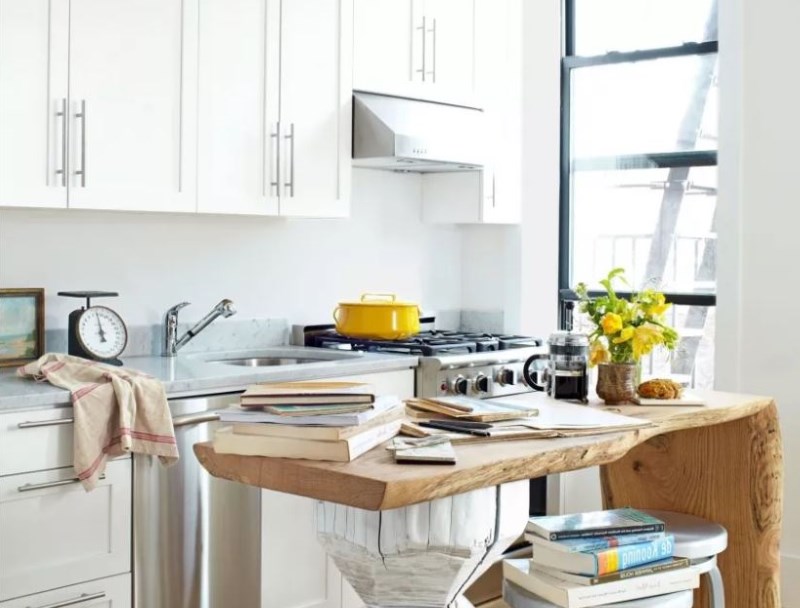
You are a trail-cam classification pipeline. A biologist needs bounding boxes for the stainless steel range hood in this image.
[352,91,485,172]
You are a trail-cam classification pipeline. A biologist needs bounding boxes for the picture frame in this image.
[0,288,45,368]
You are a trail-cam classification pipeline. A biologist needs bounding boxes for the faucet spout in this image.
[163,299,237,357]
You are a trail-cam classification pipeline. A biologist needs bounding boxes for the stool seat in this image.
[503,580,694,608]
[643,509,728,559]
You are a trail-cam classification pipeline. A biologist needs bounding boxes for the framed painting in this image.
[0,288,44,368]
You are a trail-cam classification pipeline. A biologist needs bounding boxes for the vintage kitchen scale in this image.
[58,291,128,365]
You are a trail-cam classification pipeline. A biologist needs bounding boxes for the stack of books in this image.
[503,508,699,607]
[213,381,404,462]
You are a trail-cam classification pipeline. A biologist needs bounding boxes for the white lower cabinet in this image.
[0,574,131,608]
[260,368,414,608]
[0,459,132,602]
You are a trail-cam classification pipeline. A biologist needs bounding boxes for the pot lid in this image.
[338,293,418,307]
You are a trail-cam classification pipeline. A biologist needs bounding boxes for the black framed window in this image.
[560,0,718,388]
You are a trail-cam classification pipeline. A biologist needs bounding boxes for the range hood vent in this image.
[352,91,485,173]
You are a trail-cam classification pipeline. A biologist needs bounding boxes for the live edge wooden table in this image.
[194,391,783,608]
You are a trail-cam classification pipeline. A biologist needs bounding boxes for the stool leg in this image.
[706,566,725,608]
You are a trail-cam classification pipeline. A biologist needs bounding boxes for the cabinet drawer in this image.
[0,409,76,476]
[0,573,130,608]
[0,460,132,601]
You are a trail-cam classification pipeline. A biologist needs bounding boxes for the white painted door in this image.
[0,460,131,601]
[353,0,420,91]
[277,0,351,217]
[421,0,475,98]
[0,573,131,608]
[67,0,197,212]
[0,0,69,208]
[197,0,280,215]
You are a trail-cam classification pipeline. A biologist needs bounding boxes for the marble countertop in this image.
[0,347,418,412]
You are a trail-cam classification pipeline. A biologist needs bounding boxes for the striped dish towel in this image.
[18,353,178,490]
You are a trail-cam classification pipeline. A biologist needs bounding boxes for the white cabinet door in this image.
[67,0,196,212]
[0,0,68,208]
[353,0,420,91]
[260,369,414,608]
[197,0,280,216]
[277,0,351,217]
[0,573,131,608]
[0,459,132,601]
[422,0,475,97]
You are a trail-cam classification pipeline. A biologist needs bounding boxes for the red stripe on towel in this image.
[71,383,102,402]
[117,427,177,445]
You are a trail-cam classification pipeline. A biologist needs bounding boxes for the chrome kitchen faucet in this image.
[163,299,236,356]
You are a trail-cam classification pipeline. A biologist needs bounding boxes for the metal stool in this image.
[503,580,694,607]
[644,510,727,608]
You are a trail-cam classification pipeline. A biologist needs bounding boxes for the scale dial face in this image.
[76,306,128,360]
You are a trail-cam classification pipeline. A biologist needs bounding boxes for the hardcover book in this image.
[502,559,699,608]
[240,381,375,406]
[526,508,666,541]
[531,535,675,576]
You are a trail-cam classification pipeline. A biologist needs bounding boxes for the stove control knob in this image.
[449,375,469,395]
[496,367,518,386]
[473,373,490,394]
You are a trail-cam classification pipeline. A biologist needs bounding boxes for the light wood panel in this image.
[601,401,783,608]
[194,390,774,510]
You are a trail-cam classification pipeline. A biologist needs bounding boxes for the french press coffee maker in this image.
[522,331,590,403]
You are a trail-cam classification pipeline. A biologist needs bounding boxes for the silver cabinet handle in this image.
[428,18,437,83]
[415,16,427,81]
[283,122,295,197]
[27,591,106,608]
[269,122,281,197]
[74,100,87,187]
[18,418,74,429]
[55,98,68,187]
[172,411,220,428]
[18,474,105,493]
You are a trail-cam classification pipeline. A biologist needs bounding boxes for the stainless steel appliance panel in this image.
[134,393,261,608]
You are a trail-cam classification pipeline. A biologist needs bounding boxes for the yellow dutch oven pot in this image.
[333,293,421,340]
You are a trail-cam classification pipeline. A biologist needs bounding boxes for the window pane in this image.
[573,0,717,56]
[572,306,715,389]
[571,166,717,294]
[571,54,718,158]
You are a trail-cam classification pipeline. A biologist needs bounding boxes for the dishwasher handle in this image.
[172,411,221,428]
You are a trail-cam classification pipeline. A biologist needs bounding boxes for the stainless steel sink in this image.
[207,357,327,367]
[201,348,363,367]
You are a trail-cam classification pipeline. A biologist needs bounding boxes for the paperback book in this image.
[526,508,665,541]
[525,531,667,554]
[535,557,690,586]
[240,381,375,406]
[531,535,675,576]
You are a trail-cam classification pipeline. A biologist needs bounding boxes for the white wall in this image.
[0,170,463,332]
[717,0,800,603]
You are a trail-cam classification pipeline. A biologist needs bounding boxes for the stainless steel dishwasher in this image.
[134,393,261,608]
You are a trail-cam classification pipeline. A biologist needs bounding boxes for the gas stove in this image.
[296,321,544,399]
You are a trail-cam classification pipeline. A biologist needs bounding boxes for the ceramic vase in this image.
[596,362,638,405]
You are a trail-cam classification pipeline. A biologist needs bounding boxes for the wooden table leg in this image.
[600,402,783,608]
[316,480,529,608]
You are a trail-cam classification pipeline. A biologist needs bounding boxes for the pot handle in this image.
[523,354,549,392]
[333,307,342,324]
[360,293,396,302]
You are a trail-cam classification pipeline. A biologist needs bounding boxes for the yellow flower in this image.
[589,342,610,367]
[612,326,634,344]
[600,313,623,335]
[632,324,664,359]
[642,292,670,317]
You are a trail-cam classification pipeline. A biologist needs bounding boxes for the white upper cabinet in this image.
[422,0,521,224]
[278,0,351,217]
[67,0,197,212]
[353,0,476,105]
[197,0,280,215]
[198,0,351,218]
[0,0,69,208]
